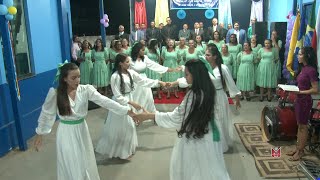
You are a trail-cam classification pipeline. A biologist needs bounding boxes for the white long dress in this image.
[177,64,240,152]
[130,55,168,113]
[36,85,130,180]
[95,69,159,159]
[155,91,231,180]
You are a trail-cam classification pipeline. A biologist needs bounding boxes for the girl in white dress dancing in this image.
[34,63,134,180]
[95,53,167,159]
[134,60,231,180]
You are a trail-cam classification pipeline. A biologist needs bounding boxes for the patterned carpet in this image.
[234,123,320,179]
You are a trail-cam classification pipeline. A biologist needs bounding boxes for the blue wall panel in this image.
[26,0,62,74]
[0,84,18,156]
[18,69,57,140]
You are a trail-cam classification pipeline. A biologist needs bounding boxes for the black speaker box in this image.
[252,22,268,45]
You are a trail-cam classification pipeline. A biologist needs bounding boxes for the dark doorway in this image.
[70,0,130,36]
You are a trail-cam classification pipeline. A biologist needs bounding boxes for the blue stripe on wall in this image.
[0,42,6,84]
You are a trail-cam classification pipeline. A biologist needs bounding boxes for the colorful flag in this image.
[314,8,320,78]
[304,0,316,47]
[286,12,300,77]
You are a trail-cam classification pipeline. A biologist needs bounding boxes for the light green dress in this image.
[145,48,161,80]
[185,49,201,62]
[256,48,277,88]
[123,47,132,56]
[272,40,282,81]
[222,53,233,75]
[92,49,110,87]
[175,46,188,77]
[208,40,225,52]
[109,49,120,71]
[195,43,206,55]
[77,50,93,85]
[161,49,180,82]
[236,52,255,91]
[251,44,262,82]
[227,44,242,79]
[273,47,280,82]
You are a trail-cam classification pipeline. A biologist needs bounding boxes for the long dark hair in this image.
[112,53,134,95]
[131,42,145,62]
[148,39,158,54]
[148,39,159,59]
[207,44,226,89]
[178,60,216,139]
[93,38,105,52]
[213,31,222,41]
[57,63,79,116]
[297,47,319,78]
[230,34,238,45]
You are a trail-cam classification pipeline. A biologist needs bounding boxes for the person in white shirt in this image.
[71,35,81,66]
[191,22,204,40]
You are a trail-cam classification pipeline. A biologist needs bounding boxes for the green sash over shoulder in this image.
[210,118,220,142]
[199,56,214,76]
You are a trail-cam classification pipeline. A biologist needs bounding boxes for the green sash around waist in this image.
[60,118,84,125]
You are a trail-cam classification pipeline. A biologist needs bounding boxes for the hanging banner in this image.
[170,0,219,9]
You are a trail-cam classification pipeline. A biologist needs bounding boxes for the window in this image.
[9,0,32,79]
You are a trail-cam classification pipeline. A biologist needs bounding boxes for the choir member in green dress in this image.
[256,39,278,101]
[185,39,201,62]
[195,35,206,55]
[221,44,233,75]
[91,38,110,94]
[77,40,93,85]
[227,34,242,80]
[121,38,131,56]
[161,39,181,99]
[236,42,256,101]
[145,39,162,99]
[250,35,262,84]
[208,31,225,52]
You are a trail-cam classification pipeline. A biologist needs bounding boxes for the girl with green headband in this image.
[34,63,135,180]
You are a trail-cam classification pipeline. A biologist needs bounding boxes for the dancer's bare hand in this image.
[34,135,42,152]
[134,108,151,124]
[159,81,169,87]
[175,66,183,72]
[130,102,142,111]
[169,81,179,88]
[127,109,136,118]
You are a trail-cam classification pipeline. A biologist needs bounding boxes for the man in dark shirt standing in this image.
[162,17,177,42]
[115,25,129,41]
[146,21,160,42]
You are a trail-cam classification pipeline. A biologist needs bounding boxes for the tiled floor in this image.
[0,97,309,180]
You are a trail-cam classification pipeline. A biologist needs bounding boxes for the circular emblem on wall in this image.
[205,9,214,19]
[177,9,186,20]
